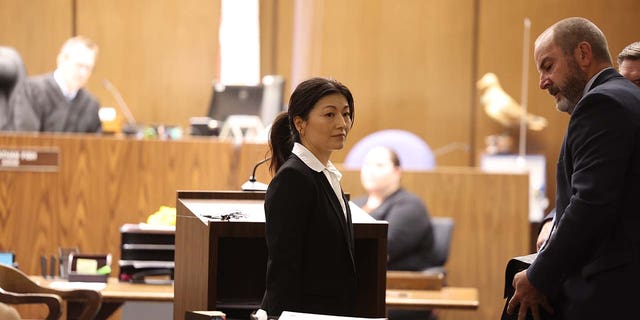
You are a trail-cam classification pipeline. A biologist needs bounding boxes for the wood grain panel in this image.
[476,0,640,216]
[273,0,295,98]
[340,168,529,320]
[0,133,236,286]
[0,0,73,75]
[278,0,476,168]
[75,0,221,128]
[233,141,271,190]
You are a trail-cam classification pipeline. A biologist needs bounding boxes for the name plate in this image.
[0,147,60,172]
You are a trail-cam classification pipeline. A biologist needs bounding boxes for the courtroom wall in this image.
[2,2,640,319]
[3,0,640,205]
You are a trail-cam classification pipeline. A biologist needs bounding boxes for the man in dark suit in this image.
[536,41,640,252]
[507,17,640,320]
[15,36,102,133]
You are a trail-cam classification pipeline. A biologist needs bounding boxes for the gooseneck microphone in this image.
[102,79,138,134]
[241,157,271,191]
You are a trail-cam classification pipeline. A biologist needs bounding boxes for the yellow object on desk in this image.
[76,258,98,274]
[147,206,176,226]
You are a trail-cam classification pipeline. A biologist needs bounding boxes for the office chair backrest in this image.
[424,217,455,270]
[0,46,26,93]
[0,264,101,320]
[0,46,28,131]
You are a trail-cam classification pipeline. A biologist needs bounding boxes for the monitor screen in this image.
[207,84,264,122]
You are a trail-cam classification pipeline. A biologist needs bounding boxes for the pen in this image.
[50,255,56,278]
[40,255,47,278]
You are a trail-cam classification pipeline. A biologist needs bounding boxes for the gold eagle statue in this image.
[477,72,548,131]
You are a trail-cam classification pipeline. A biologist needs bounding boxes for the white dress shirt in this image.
[292,142,347,218]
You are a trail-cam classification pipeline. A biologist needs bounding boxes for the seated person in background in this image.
[617,41,640,87]
[15,36,102,133]
[354,146,434,271]
[354,146,437,320]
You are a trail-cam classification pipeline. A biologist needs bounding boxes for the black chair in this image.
[422,216,455,276]
[0,46,28,131]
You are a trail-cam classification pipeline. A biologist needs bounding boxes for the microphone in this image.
[241,157,271,191]
[102,78,138,134]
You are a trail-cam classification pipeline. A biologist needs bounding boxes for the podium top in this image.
[177,191,382,225]
[181,198,266,222]
[177,190,266,201]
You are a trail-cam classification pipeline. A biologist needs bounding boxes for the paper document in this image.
[349,201,377,223]
[48,281,107,291]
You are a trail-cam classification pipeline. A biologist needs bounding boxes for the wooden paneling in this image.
[4,0,640,177]
[0,133,235,281]
[340,168,529,320]
[0,133,527,320]
[0,0,73,75]
[233,141,271,189]
[275,0,476,167]
[3,2,640,319]
[75,0,221,129]
[476,0,640,213]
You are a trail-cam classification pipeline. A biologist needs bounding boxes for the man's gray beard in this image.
[557,58,588,114]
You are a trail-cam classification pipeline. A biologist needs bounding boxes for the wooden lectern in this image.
[174,191,388,320]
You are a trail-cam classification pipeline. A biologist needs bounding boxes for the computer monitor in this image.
[207,83,264,122]
[207,76,285,125]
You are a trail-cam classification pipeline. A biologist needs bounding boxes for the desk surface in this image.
[386,287,479,310]
[32,277,477,310]
[31,277,174,303]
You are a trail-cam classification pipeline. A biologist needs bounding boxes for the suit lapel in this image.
[316,173,356,263]
[317,173,348,230]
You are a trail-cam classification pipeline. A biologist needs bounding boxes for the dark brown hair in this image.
[268,77,354,174]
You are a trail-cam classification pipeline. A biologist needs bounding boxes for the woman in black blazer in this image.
[259,77,356,318]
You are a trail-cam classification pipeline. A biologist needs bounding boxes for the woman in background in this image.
[354,146,436,320]
[260,77,356,318]
[355,146,434,271]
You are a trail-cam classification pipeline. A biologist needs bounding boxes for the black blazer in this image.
[527,68,640,319]
[15,73,101,133]
[261,154,356,317]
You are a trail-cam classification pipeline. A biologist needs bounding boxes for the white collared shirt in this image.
[292,142,347,218]
[53,70,78,101]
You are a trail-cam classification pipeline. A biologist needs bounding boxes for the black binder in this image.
[501,253,557,320]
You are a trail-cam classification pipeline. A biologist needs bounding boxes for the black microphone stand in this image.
[241,157,271,191]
